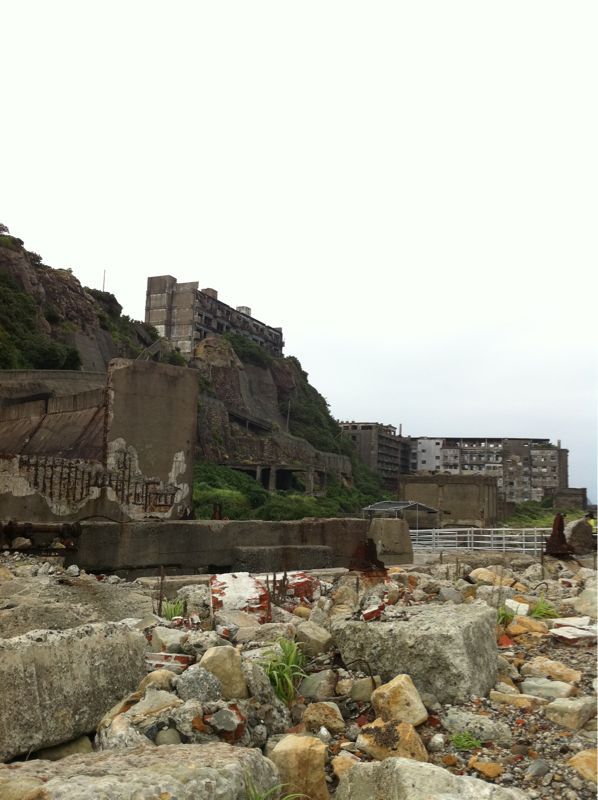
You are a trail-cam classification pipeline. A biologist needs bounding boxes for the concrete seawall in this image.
[73,518,370,574]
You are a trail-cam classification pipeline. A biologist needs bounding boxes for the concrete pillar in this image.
[255,465,262,484]
[306,469,315,495]
[268,467,277,492]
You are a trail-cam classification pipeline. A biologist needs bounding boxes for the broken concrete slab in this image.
[333,603,498,704]
[335,756,529,799]
[0,621,147,762]
[0,742,279,798]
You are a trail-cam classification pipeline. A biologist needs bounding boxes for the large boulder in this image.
[565,519,596,554]
[336,757,530,799]
[0,621,147,762]
[0,742,279,799]
[333,603,497,704]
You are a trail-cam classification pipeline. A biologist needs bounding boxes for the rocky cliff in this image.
[192,336,353,485]
[0,227,156,371]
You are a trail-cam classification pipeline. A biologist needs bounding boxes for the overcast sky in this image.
[2,1,596,499]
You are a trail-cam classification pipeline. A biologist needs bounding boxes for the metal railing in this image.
[411,527,550,555]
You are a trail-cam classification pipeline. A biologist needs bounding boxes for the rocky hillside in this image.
[0,225,157,371]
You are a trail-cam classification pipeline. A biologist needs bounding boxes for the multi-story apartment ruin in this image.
[145,276,284,359]
[409,437,569,503]
[339,422,411,489]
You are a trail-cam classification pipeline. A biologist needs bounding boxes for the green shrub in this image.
[261,638,306,704]
[530,594,557,619]
[193,463,268,510]
[497,606,515,626]
[450,731,482,750]
[193,487,252,520]
[223,331,272,368]
[162,599,184,620]
[244,776,306,800]
[166,350,187,366]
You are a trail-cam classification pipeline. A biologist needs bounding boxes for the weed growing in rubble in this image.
[496,606,515,626]
[530,594,557,619]
[244,775,306,799]
[162,599,184,620]
[450,731,482,751]
[261,638,306,705]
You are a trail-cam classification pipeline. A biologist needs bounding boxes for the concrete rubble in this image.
[0,546,596,799]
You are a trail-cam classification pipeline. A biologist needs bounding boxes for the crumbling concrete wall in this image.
[369,518,413,565]
[0,360,197,522]
[0,622,147,762]
[72,517,369,574]
[398,474,498,528]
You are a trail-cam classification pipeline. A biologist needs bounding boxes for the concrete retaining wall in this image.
[0,622,147,762]
[73,518,369,574]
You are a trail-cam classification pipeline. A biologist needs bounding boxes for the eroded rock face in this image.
[333,603,498,704]
[0,743,280,799]
[0,621,147,762]
[335,757,530,799]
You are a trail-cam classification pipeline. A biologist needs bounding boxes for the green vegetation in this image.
[0,273,81,370]
[497,606,515,626]
[166,349,187,366]
[161,599,184,620]
[529,594,557,619]
[223,331,273,368]
[86,287,158,354]
[244,776,306,800]
[261,638,307,705]
[192,462,384,520]
[503,501,582,528]
[450,731,482,751]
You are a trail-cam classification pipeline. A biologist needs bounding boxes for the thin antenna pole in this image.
[102,270,106,291]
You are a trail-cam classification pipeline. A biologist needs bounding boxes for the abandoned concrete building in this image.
[339,422,411,489]
[398,473,499,529]
[0,360,198,522]
[409,437,570,504]
[145,275,284,359]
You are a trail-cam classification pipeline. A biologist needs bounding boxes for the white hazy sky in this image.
[1,1,596,499]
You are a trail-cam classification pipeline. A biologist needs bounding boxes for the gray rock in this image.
[176,584,211,616]
[235,622,296,645]
[520,677,575,700]
[476,585,517,605]
[65,564,80,577]
[296,621,333,657]
[240,661,292,735]
[150,626,189,654]
[299,669,337,700]
[441,708,512,746]
[573,577,597,619]
[0,742,279,799]
[174,665,223,703]
[181,630,228,659]
[438,586,463,604]
[0,622,147,762]
[32,735,93,761]
[154,727,182,746]
[428,733,446,752]
[333,603,498,704]
[543,696,597,729]
[525,759,551,779]
[335,756,529,799]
